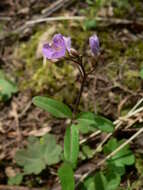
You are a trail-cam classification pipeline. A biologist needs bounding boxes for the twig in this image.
[78,97,143,152]
[94,122,122,153]
[101,127,143,162]
[96,99,143,151]
[0,16,11,21]
[26,16,85,25]
[80,130,101,144]
[41,0,75,16]
[79,97,143,148]
[0,185,41,190]
[95,17,143,25]
[26,16,143,26]
[0,0,77,40]
[10,102,22,143]
[18,101,32,118]
[128,98,143,115]
[127,106,143,118]
[1,15,143,41]
[117,95,131,116]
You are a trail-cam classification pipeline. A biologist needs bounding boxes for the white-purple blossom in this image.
[63,36,71,52]
[42,34,71,60]
[89,34,100,55]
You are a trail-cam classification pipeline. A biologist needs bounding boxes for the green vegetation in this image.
[2,0,143,189]
[0,70,18,101]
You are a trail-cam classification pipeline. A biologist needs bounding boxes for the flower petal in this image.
[42,43,55,59]
[53,34,65,48]
[51,48,66,59]
[63,36,71,52]
[42,34,66,60]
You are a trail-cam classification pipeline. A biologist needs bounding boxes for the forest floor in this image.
[0,0,143,189]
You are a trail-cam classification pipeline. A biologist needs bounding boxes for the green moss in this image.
[15,7,143,112]
[122,70,140,90]
[131,179,143,190]
[125,41,143,67]
[99,30,143,91]
[113,0,143,18]
[133,0,143,17]
[113,2,129,18]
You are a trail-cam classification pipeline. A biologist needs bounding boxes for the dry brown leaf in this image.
[28,126,51,137]
[5,167,16,178]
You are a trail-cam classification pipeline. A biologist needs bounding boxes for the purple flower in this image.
[89,34,100,55]
[42,34,71,60]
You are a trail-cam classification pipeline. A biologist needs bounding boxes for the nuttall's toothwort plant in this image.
[33,33,100,188]
[42,33,99,116]
[32,33,116,189]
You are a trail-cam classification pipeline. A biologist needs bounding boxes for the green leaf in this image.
[94,172,107,190]
[83,20,96,30]
[0,70,6,79]
[58,162,75,190]
[135,155,143,176]
[107,164,125,176]
[15,134,62,174]
[86,0,94,5]
[0,70,18,101]
[84,171,120,190]
[103,138,135,168]
[76,112,97,134]
[77,112,114,133]
[76,123,96,134]
[84,176,96,190]
[93,115,114,132]
[103,138,117,154]
[33,96,72,118]
[106,170,121,190]
[8,173,23,185]
[77,112,96,125]
[64,125,79,168]
[82,145,95,159]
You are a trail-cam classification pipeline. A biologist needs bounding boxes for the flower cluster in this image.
[42,33,99,60]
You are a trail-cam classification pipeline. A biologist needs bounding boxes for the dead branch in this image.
[0,185,42,190]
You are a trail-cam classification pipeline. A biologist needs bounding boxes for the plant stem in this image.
[73,70,86,115]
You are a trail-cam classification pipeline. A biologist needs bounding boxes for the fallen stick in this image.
[26,16,85,25]
[0,185,42,190]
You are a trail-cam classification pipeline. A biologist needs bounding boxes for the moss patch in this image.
[15,4,143,111]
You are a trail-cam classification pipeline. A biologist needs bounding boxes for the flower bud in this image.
[89,34,100,56]
[69,48,79,58]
